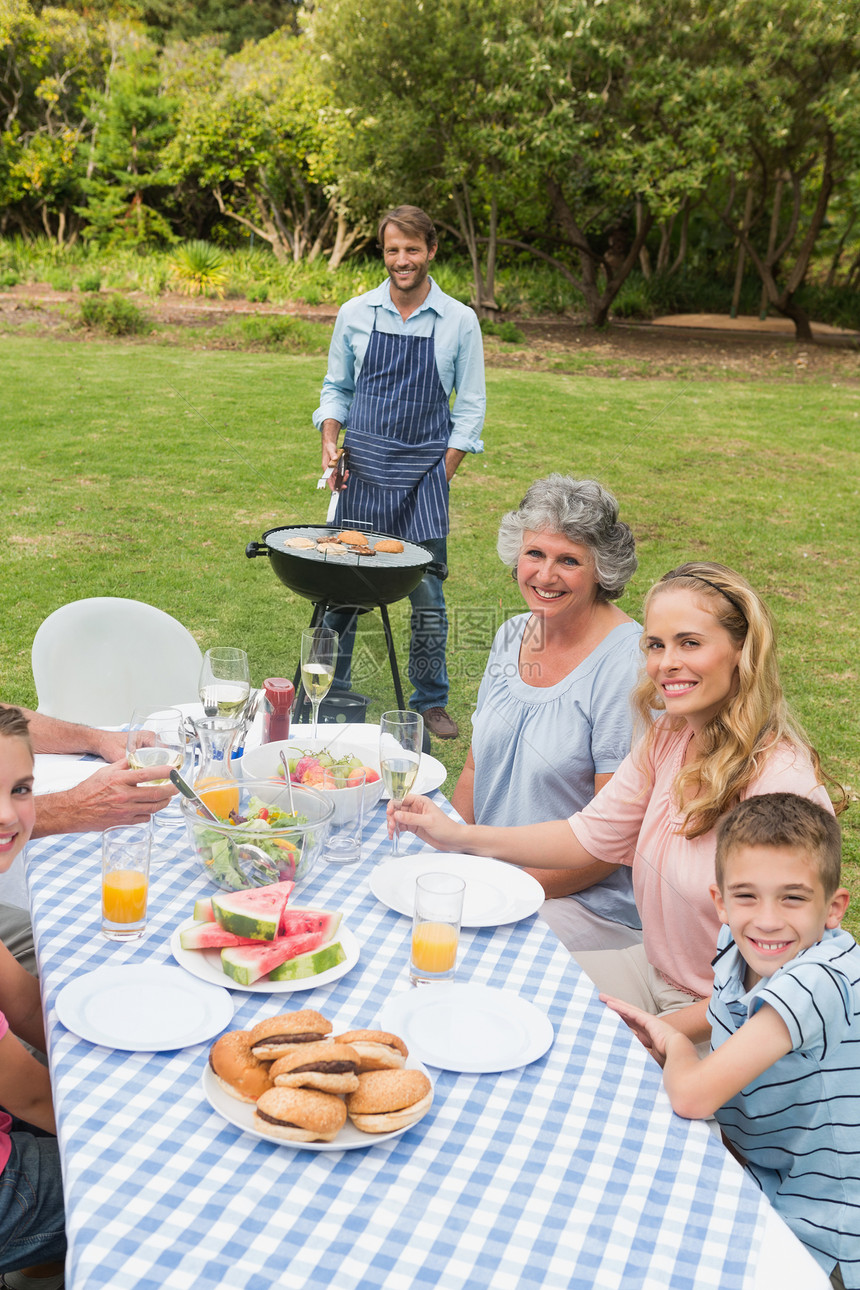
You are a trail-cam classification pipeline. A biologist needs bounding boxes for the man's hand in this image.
[87,728,132,764]
[321,419,343,490]
[445,448,466,483]
[33,762,176,837]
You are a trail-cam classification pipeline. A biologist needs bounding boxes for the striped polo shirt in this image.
[709,926,860,1285]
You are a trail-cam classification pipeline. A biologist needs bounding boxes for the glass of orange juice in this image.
[410,873,465,985]
[102,822,151,940]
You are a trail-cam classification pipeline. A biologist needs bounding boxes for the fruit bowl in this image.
[180,779,334,891]
[240,739,384,825]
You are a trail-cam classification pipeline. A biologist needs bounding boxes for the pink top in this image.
[0,1010,10,1173]
[569,722,834,998]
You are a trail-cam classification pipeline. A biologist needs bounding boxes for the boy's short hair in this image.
[715,793,842,896]
[0,704,33,754]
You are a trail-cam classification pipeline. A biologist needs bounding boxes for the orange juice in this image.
[194,776,240,821]
[411,921,458,975]
[102,869,148,924]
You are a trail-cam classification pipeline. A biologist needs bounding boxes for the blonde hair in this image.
[632,562,840,838]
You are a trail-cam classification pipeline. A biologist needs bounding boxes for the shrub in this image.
[78,273,102,293]
[79,294,149,336]
[246,283,269,303]
[169,241,228,297]
[0,270,19,288]
[480,318,525,344]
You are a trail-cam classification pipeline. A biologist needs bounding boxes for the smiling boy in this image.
[603,793,859,1289]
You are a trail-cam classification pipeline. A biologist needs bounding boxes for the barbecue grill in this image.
[246,523,435,710]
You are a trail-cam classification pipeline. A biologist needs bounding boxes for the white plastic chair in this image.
[31,597,204,725]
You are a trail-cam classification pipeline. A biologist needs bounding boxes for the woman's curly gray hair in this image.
[497,474,637,601]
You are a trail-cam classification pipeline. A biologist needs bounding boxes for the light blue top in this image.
[710,924,860,1284]
[471,614,642,929]
[313,278,486,454]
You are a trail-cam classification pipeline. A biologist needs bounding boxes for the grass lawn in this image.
[2,334,858,928]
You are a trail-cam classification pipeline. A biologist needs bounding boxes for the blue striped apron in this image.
[337,311,451,542]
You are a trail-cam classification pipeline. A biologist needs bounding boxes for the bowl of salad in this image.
[180,779,334,891]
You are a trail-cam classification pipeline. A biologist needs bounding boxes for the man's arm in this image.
[447,312,486,455]
[23,709,127,763]
[602,995,793,1119]
[445,447,466,483]
[33,762,175,837]
[321,418,343,481]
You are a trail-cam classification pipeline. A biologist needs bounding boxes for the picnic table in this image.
[24,755,829,1290]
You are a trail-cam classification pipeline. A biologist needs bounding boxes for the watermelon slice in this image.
[179,922,265,951]
[193,897,215,922]
[221,927,339,986]
[211,880,295,941]
[268,940,347,982]
[278,908,342,941]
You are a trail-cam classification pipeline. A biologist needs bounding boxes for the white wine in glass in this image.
[198,648,251,718]
[379,710,423,857]
[300,627,338,738]
[126,709,186,787]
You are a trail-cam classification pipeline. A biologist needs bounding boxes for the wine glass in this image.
[126,708,186,785]
[300,627,338,739]
[198,647,251,719]
[379,710,423,857]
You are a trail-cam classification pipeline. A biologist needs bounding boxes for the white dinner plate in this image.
[202,1056,433,1150]
[370,853,545,927]
[242,726,447,798]
[170,922,360,994]
[55,964,234,1051]
[377,984,554,1073]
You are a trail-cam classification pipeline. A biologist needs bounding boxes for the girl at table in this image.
[392,563,840,1042]
[0,706,65,1290]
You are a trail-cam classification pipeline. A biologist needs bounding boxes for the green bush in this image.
[245,283,269,303]
[169,241,228,297]
[78,272,102,293]
[0,270,19,288]
[480,318,525,344]
[79,294,149,336]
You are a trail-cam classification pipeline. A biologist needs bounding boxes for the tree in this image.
[78,27,178,245]
[707,0,860,340]
[0,1,110,242]
[306,0,528,313]
[162,30,359,263]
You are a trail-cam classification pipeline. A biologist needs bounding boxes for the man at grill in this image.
[313,205,486,740]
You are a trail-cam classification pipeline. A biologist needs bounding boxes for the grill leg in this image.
[379,603,406,710]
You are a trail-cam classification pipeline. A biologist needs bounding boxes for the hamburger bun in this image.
[333,1029,407,1072]
[336,530,368,546]
[209,1031,273,1105]
[374,539,404,554]
[249,1011,332,1061]
[254,1087,347,1143]
[346,1069,433,1134]
[271,1041,360,1093]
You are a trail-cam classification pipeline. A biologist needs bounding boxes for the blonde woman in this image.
[392,563,840,1041]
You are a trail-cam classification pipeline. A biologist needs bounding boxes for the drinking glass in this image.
[379,710,423,857]
[102,822,151,940]
[198,648,251,719]
[410,872,465,985]
[323,768,367,865]
[126,708,186,783]
[300,627,338,739]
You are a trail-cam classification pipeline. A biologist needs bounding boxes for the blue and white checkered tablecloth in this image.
[25,798,772,1290]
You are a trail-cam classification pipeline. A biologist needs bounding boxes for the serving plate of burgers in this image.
[204,1008,434,1149]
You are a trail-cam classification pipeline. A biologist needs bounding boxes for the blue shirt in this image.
[471,614,642,930]
[709,925,860,1285]
[313,278,486,454]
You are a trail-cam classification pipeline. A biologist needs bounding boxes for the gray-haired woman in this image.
[451,474,644,952]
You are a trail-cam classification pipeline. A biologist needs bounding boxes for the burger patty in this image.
[291,1060,355,1075]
